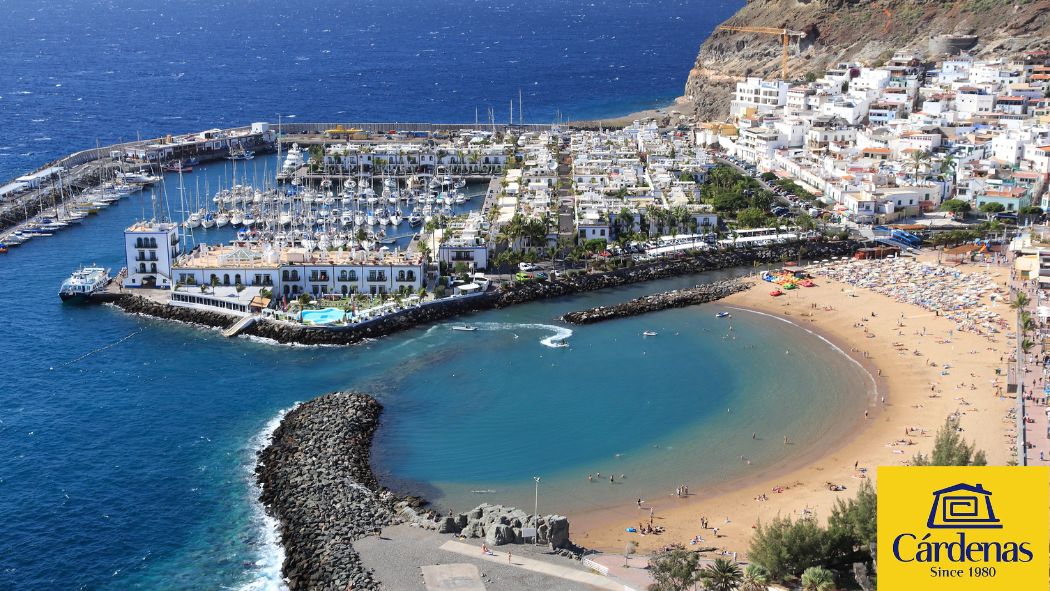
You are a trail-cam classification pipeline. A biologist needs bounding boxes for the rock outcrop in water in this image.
[563,278,751,325]
[255,392,393,591]
[686,0,1050,121]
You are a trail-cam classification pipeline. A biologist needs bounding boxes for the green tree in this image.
[800,566,836,591]
[912,416,988,466]
[748,514,851,581]
[1018,206,1044,225]
[980,202,1005,218]
[698,558,741,591]
[647,548,699,591]
[737,207,771,229]
[712,191,749,213]
[940,199,971,217]
[828,478,877,546]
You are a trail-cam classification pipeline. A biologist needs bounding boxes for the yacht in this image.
[184,212,202,229]
[408,211,423,226]
[202,212,215,228]
[216,213,230,227]
[59,266,111,302]
[226,148,255,161]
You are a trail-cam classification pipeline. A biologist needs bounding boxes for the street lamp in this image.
[533,477,541,547]
[533,477,540,517]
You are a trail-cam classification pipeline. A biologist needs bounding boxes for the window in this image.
[310,271,318,281]
[150,263,157,273]
[139,263,146,272]
[407,270,415,281]
[398,270,406,281]
[284,285,290,294]
[136,238,143,248]
[254,274,261,285]
[339,270,347,281]
[600,229,606,237]
[368,270,377,281]
[150,237,157,248]
[223,274,230,285]
[282,270,289,281]
[341,285,348,295]
[348,270,357,281]
[235,274,241,285]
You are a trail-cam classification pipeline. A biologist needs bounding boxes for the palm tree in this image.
[1022,337,1035,357]
[908,149,931,180]
[799,566,835,591]
[546,244,558,270]
[493,251,508,283]
[617,207,635,237]
[698,558,742,591]
[1011,292,1031,312]
[738,563,770,591]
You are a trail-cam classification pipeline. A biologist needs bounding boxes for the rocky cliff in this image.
[686,0,1050,121]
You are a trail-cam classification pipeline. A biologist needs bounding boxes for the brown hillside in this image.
[685,0,1050,121]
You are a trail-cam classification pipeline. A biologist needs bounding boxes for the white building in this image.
[123,221,181,288]
[730,78,790,116]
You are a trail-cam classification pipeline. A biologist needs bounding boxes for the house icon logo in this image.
[927,483,1002,529]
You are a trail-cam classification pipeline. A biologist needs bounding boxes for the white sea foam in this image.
[446,322,572,348]
[237,405,299,591]
[724,306,879,403]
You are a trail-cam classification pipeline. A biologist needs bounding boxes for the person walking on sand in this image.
[508,552,512,564]
[784,436,788,444]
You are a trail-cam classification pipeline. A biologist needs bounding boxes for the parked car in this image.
[534,272,549,280]
[515,272,534,281]
[518,262,536,271]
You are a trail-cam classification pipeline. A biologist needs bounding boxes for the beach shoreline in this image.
[571,256,1014,557]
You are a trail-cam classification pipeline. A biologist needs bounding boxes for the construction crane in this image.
[716,26,807,80]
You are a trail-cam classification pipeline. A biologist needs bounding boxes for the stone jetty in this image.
[562,278,751,325]
[117,240,861,346]
[255,391,393,591]
[254,390,585,590]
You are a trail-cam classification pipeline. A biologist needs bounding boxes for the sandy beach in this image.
[571,253,1017,558]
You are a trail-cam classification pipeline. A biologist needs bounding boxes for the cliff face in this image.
[686,0,1050,121]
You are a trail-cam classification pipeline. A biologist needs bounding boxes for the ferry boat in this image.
[59,266,111,302]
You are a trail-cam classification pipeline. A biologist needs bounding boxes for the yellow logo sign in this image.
[878,466,1048,588]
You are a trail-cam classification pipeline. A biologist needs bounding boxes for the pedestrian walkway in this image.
[439,541,623,591]
[421,563,487,591]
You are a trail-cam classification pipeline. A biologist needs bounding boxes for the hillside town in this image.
[691,48,1050,226]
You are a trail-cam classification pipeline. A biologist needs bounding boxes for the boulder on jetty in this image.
[562,278,751,325]
[255,392,392,591]
[397,501,584,558]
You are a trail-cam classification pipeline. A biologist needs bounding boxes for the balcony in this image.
[367,274,388,282]
[134,255,159,262]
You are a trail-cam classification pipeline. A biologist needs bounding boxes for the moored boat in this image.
[58,266,111,302]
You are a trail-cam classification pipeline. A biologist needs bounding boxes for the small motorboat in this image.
[551,340,569,347]
[452,324,477,331]
[716,312,730,318]
[162,161,193,173]
[770,290,784,297]
[643,331,658,336]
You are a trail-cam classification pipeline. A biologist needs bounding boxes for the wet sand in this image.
[571,256,1014,557]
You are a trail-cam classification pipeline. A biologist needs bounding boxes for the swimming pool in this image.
[301,308,346,325]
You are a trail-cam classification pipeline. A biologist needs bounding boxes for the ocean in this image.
[0,1,874,590]
[0,0,745,180]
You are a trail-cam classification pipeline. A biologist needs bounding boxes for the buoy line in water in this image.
[53,329,143,369]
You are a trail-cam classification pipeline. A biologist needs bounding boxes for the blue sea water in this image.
[0,1,877,590]
[0,0,744,180]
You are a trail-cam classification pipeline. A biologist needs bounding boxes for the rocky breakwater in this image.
[114,293,236,328]
[399,502,584,558]
[562,278,751,325]
[255,392,394,591]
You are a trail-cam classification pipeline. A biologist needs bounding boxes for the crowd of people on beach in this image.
[814,259,1008,337]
